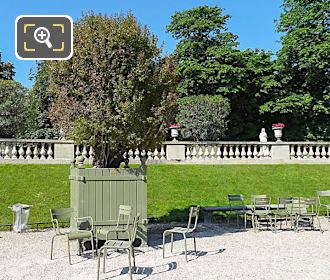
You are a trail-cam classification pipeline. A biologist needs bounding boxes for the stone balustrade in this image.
[0,138,329,164]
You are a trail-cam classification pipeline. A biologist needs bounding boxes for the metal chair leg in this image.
[50,235,56,260]
[193,235,197,256]
[131,246,136,272]
[244,214,247,229]
[97,248,102,280]
[91,233,95,259]
[127,249,133,280]
[170,233,174,253]
[103,248,107,273]
[67,238,71,265]
[162,232,166,258]
[183,233,188,262]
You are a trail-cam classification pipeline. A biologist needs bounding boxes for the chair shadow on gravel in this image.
[102,261,177,279]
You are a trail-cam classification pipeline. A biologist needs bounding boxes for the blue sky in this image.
[1,0,283,88]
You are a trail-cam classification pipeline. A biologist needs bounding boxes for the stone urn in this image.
[169,123,180,141]
[272,123,285,142]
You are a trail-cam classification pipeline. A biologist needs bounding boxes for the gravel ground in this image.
[1,221,330,280]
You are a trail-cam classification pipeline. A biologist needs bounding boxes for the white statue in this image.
[259,128,268,143]
[259,128,269,157]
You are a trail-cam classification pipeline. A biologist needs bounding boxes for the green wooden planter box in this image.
[69,166,147,245]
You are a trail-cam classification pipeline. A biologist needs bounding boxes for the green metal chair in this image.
[317,190,330,220]
[95,205,132,250]
[227,194,250,228]
[97,214,140,280]
[162,206,200,262]
[250,195,272,232]
[50,208,95,265]
[298,197,323,232]
[272,197,293,231]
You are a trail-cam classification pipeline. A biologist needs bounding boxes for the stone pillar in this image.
[166,144,186,161]
[54,143,75,161]
[271,143,290,160]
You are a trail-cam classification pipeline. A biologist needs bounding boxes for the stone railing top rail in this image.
[163,141,330,145]
[0,138,74,144]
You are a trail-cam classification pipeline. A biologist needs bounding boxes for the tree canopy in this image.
[47,13,177,167]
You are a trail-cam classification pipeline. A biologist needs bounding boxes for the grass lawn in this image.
[0,164,329,226]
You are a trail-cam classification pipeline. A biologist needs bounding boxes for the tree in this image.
[167,6,277,140]
[177,95,230,141]
[0,52,15,80]
[22,62,59,139]
[47,13,177,167]
[260,0,330,140]
[0,80,28,138]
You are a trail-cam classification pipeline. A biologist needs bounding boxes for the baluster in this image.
[89,147,95,163]
[216,145,222,160]
[241,145,247,158]
[233,145,240,159]
[228,145,234,159]
[18,145,25,159]
[160,145,166,160]
[290,145,296,158]
[198,145,204,159]
[4,144,10,159]
[204,146,210,160]
[11,144,18,159]
[253,145,258,158]
[82,145,88,160]
[264,145,270,158]
[314,145,320,159]
[210,145,215,160]
[128,149,134,162]
[223,145,228,159]
[186,146,192,160]
[191,146,197,160]
[153,148,159,160]
[321,145,327,158]
[296,145,303,159]
[308,145,314,159]
[26,145,32,159]
[140,149,146,162]
[33,144,40,160]
[147,150,153,161]
[258,145,264,158]
[135,149,140,161]
[47,145,54,160]
[246,145,252,159]
[75,146,81,160]
[40,143,47,159]
[302,146,308,159]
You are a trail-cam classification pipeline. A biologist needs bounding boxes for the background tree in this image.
[0,52,15,80]
[0,80,28,138]
[167,6,277,140]
[177,95,230,141]
[260,0,330,140]
[47,13,177,168]
[22,62,59,139]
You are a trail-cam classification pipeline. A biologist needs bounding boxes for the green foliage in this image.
[0,80,28,138]
[167,6,278,140]
[0,52,15,80]
[177,95,230,141]
[22,62,59,139]
[1,164,330,225]
[47,13,177,167]
[261,0,330,140]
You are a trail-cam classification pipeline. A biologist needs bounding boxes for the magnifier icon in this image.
[34,27,53,49]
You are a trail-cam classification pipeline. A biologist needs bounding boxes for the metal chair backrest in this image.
[252,196,271,211]
[287,197,308,215]
[304,197,317,213]
[130,214,140,243]
[278,197,293,210]
[186,206,200,231]
[117,205,132,230]
[50,208,74,234]
[317,190,330,206]
[228,194,244,207]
